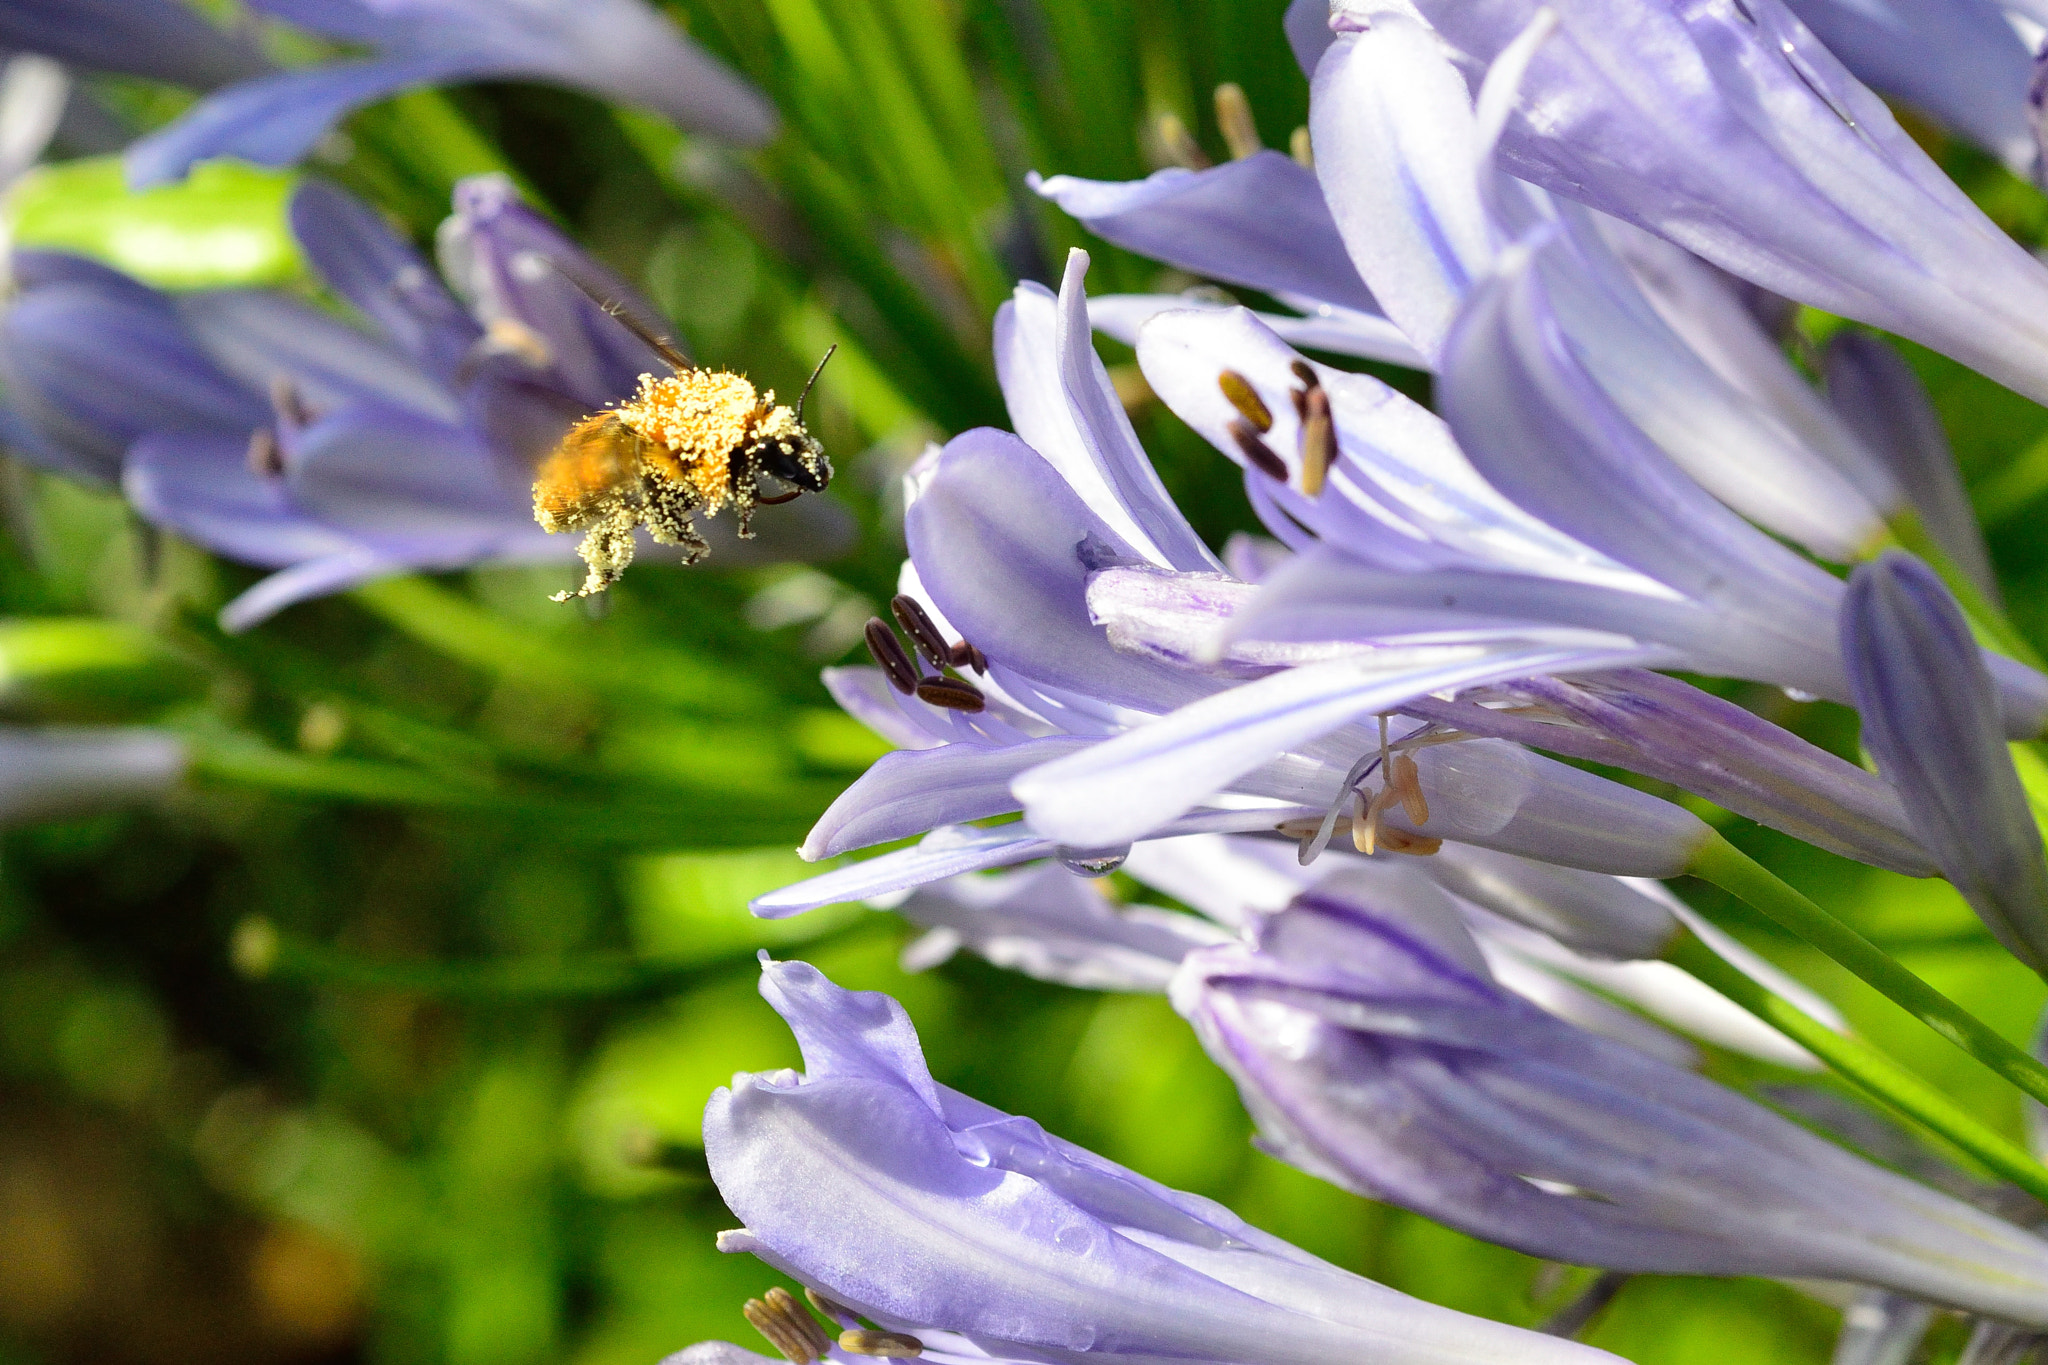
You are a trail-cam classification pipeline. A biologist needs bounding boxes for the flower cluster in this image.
[725,0,2048,1359]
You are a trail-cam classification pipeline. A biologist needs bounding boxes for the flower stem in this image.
[1664,931,2048,1202]
[1691,834,2048,1108]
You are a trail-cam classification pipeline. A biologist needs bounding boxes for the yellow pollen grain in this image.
[617,370,764,510]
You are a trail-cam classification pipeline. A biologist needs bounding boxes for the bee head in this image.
[758,433,832,493]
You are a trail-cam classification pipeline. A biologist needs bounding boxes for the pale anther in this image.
[840,1329,925,1358]
[743,1286,835,1364]
[1214,83,1261,160]
[1218,370,1273,433]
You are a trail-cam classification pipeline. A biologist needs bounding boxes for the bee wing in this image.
[533,413,644,525]
[548,263,695,374]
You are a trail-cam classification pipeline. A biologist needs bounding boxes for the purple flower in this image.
[754,250,1722,915]
[1842,553,2048,974]
[0,0,270,90]
[1383,0,2048,409]
[1042,13,1915,566]
[1173,877,2048,1322]
[701,954,1624,1365]
[1780,0,2036,172]
[125,0,774,189]
[0,175,844,630]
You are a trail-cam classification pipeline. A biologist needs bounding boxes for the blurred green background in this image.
[4,4,2048,1364]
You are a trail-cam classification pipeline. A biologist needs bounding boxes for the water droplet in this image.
[1055,845,1129,878]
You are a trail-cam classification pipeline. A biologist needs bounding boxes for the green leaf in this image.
[5,156,300,289]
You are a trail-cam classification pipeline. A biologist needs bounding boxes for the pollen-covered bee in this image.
[531,296,833,602]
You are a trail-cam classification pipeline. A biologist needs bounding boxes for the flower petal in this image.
[1031,154,1380,315]
[799,737,1092,861]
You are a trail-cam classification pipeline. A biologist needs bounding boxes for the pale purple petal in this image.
[1009,645,1666,854]
[125,51,484,188]
[799,737,1092,861]
[753,826,1058,918]
[1030,155,1379,315]
[1309,19,1496,361]
[905,428,1216,714]
[1783,0,2034,170]
[123,432,365,569]
[1824,330,1998,601]
[291,179,481,385]
[0,0,269,88]
[1088,294,1427,374]
[218,551,408,633]
[821,666,948,752]
[173,290,462,422]
[1843,553,2048,973]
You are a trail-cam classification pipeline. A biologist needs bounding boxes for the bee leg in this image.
[643,475,710,565]
[552,504,642,602]
[729,454,761,539]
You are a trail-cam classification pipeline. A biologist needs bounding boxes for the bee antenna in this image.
[796,344,837,427]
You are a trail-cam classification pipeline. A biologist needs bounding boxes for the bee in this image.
[531,294,834,602]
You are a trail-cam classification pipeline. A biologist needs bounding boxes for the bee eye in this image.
[763,445,829,492]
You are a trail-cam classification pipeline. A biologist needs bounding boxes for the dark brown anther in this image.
[890,593,952,671]
[1299,383,1335,498]
[916,676,987,712]
[269,375,312,429]
[947,639,988,674]
[1228,418,1289,481]
[864,618,919,695]
[1289,359,1320,391]
[1289,386,1309,422]
[245,426,284,477]
[1217,370,1272,433]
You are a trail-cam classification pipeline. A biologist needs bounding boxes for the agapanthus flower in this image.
[125,0,774,189]
[698,954,1624,1365]
[0,174,843,630]
[1174,873,2048,1323]
[893,831,1834,1070]
[1778,0,2037,174]
[754,251,1751,916]
[1373,0,2048,409]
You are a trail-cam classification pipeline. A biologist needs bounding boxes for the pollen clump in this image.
[616,371,764,511]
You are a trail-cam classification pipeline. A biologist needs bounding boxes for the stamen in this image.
[245,426,283,477]
[839,1330,925,1358]
[864,618,919,695]
[1155,111,1211,169]
[1213,82,1262,160]
[1299,384,1334,498]
[1289,360,1318,391]
[1217,370,1273,433]
[1390,753,1430,825]
[1289,126,1313,168]
[890,594,952,671]
[744,1287,835,1364]
[947,639,988,674]
[804,1288,858,1329]
[916,677,987,712]
[1228,418,1289,481]
[1354,783,1392,855]
[269,375,312,429]
[1378,827,1443,857]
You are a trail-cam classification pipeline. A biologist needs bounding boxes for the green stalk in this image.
[1664,932,2048,1201]
[1691,834,2048,1107]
